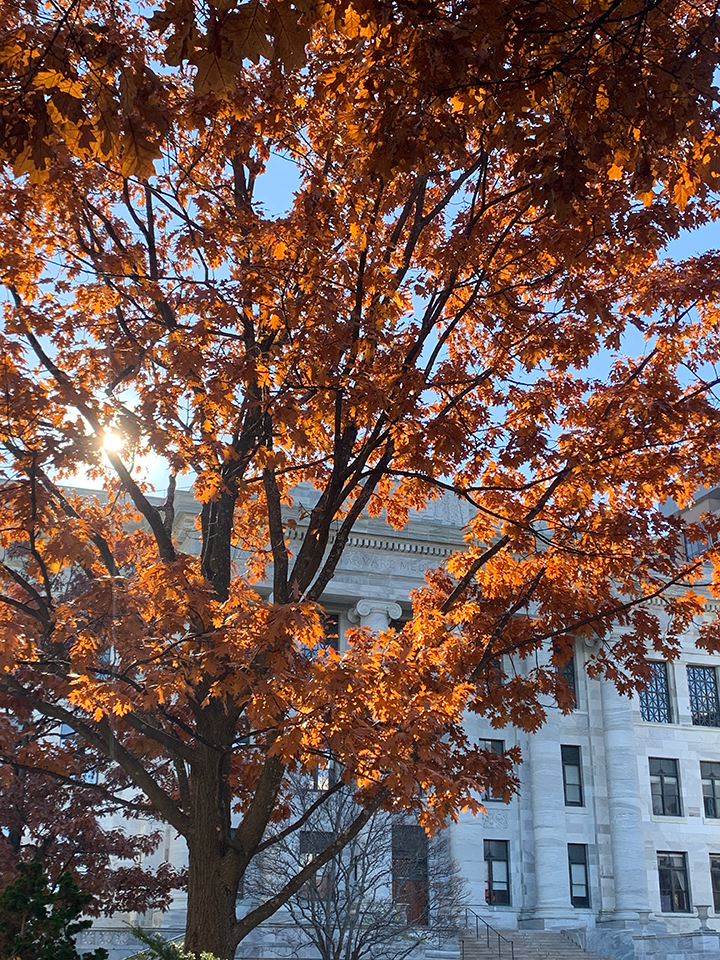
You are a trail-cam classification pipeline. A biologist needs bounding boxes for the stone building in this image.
[79,486,720,960]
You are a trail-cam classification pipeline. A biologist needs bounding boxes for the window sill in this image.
[640,719,720,731]
[651,815,686,823]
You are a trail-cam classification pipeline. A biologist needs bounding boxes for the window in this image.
[558,656,577,709]
[561,746,583,806]
[479,739,504,802]
[392,825,428,925]
[567,844,590,907]
[481,658,505,696]
[702,762,720,818]
[639,662,672,723]
[657,852,691,912]
[299,829,335,863]
[311,763,337,792]
[649,758,681,817]
[322,613,340,650]
[484,840,510,905]
[711,855,720,912]
[299,830,335,899]
[687,666,720,727]
[685,529,717,560]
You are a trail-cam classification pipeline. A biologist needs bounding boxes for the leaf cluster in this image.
[0,861,107,960]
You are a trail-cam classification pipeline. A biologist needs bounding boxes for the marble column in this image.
[600,678,651,922]
[527,707,577,925]
[348,598,403,632]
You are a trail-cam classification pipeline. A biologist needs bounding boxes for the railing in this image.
[459,907,515,960]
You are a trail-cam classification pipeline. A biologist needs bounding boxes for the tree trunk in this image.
[184,837,239,960]
[184,708,241,960]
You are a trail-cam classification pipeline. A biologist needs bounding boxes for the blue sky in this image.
[89,152,720,494]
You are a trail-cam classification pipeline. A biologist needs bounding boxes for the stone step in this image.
[458,929,615,960]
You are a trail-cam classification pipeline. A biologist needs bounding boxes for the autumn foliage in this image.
[1,0,720,955]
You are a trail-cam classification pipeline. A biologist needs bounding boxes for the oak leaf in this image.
[224,1,273,63]
[193,52,241,96]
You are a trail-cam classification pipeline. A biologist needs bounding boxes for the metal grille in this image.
[639,662,672,723]
[687,666,720,727]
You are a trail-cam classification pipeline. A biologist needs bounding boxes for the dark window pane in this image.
[559,656,577,708]
[649,758,681,817]
[687,666,720,727]
[392,825,428,925]
[657,852,691,913]
[561,745,583,807]
[322,613,339,650]
[299,830,336,901]
[484,839,510,906]
[711,855,720,912]
[300,830,335,856]
[482,658,505,694]
[639,662,672,723]
[567,844,589,908]
[701,762,720,818]
[479,739,505,802]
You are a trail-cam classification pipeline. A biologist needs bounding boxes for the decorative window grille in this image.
[649,758,681,817]
[701,762,720,818]
[687,666,720,727]
[484,840,510,905]
[657,852,691,913]
[567,844,590,908]
[639,662,672,723]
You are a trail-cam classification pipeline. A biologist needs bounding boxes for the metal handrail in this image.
[459,906,515,960]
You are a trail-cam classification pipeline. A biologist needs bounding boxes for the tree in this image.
[0,860,108,960]
[0,755,184,916]
[0,0,720,956]
[250,775,466,960]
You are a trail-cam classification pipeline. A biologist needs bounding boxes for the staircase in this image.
[459,929,615,960]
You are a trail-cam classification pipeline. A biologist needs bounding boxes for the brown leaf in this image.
[224,0,273,63]
[193,52,240,96]
[268,0,310,71]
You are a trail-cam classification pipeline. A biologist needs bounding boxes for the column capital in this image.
[348,599,403,627]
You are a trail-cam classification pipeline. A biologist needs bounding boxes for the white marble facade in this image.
[80,487,720,958]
